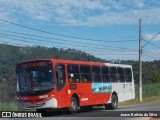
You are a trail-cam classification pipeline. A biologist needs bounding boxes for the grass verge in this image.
[0,102,17,111]
[119,96,160,106]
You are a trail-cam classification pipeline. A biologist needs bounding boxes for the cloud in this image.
[144,33,160,41]
[0,0,160,26]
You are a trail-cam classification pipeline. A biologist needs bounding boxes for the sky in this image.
[0,0,160,61]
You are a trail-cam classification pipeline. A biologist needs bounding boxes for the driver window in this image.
[55,64,66,88]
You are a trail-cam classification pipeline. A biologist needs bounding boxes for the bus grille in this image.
[23,102,45,108]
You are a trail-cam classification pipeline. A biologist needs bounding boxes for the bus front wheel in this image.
[105,94,118,110]
[69,97,78,113]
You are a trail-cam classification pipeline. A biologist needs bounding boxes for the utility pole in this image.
[139,18,142,102]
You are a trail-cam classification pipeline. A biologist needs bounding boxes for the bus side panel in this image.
[90,83,112,105]
[76,83,92,106]
[69,83,112,106]
[111,82,135,102]
[54,87,70,108]
[90,93,111,105]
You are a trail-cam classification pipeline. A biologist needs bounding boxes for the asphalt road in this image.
[1,103,160,120]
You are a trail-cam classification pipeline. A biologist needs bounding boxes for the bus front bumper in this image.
[17,98,57,110]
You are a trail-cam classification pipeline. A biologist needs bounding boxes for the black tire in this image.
[105,94,118,110]
[69,97,78,113]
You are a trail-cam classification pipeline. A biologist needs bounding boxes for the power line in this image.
[0,18,139,58]
[0,40,28,47]
[0,39,94,54]
[0,29,137,43]
[0,32,138,51]
[143,54,159,60]
[0,40,137,56]
[0,39,83,52]
[0,19,137,42]
[92,53,137,55]
[143,39,160,49]
[0,39,82,51]
[0,35,81,50]
[0,35,138,56]
[0,35,50,46]
[144,51,160,55]
[0,32,136,50]
[0,35,98,51]
[142,32,160,48]
[0,35,119,52]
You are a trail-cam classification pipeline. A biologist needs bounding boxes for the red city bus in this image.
[16,59,135,113]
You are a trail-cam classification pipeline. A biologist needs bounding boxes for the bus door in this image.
[55,63,68,108]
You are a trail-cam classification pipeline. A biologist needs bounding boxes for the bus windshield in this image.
[16,61,54,92]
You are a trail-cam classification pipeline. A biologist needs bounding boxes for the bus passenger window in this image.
[56,64,66,86]
[117,67,125,82]
[110,67,117,82]
[80,65,92,83]
[102,66,110,82]
[67,64,80,83]
[92,66,102,83]
[125,68,132,82]
[81,74,92,82]
[102,75,110,82]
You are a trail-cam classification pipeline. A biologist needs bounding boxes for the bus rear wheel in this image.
[105,94,118,110]
[69,97,78,113]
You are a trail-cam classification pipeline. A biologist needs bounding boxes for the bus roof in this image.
[105,63,132,68]
[16,58,132,68]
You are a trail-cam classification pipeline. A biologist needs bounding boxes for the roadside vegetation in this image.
[0,102,17,111]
